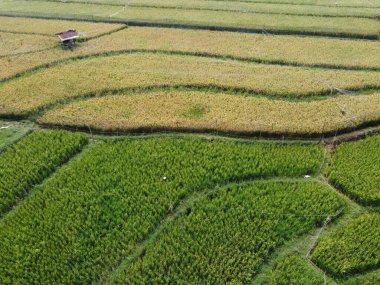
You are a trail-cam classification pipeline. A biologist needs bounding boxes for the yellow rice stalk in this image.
[1,54,380,115]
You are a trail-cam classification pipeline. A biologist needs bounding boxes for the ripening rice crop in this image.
[0,137,324,284]
[311,213,380,276]
[34,0,378,18]
[0,130,87,216]
[0,32,54,57]
[328,135,380,206]
[1,26,379,82]
[38,90,380,136]
[0,16,125,37]
[1,53,380,116]
[112,181,344,284]
[0,1,379,38]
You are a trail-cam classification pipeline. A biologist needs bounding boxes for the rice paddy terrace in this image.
[0,1,379,284]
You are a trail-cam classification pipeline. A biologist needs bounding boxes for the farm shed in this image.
[55,29,81,46]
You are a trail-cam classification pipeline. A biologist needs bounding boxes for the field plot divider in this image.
[2,48,380,87]
[101,177,339,284]
[0,13,378,40]
[304,206,345,285]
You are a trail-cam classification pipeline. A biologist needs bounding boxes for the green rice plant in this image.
[340,269,380,285]
[268,255,326,285]
[311,213,380,277]
[0,137,324,284]
[1,53,380,116]
[0,130,87,216]
[38,90,380,137]
[328,135,380,206]
[1,0,379,38]
[27,0,380,8]
[113,181,344,284]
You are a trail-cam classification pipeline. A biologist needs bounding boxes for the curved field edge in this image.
[326,135,380,207]
[311,213,380,277]
[1,53,380,117]
[2,27,380,84]
[109,180,345,284]
[0,4,379,40]
[37,89,380,138]
[0,137,327,284]
[0,130,88,216]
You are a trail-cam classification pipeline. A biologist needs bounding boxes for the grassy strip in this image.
[311,213,380,277]
[0,2,379,39]
[38,89,380,138]
[0,130,88,216]
[1,26,379,83]
[328,135,380,206]
[0,121,32,152]
[111,180,344,284]
[21,0,379,18]
[24,0,380,9]
[0,15,125,37]
[1,52,380,116]
[0,137,323,284]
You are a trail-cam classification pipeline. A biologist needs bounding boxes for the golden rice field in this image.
[1,22,379,81]
[0,32,54,56]
[20,0,379,18]
[0,16,125,37]
[38,90,380,136]
[1,53,380,116]
[1,0,379,38]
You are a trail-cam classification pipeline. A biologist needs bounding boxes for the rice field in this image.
[0,16,125,37]
[2,26,380,82]
[0,0,379,38]
[1,53,380,116]
[0,2,379,284]
[19,0,380,18]
[0,32,54,57]
[35,0,380,8]
[38,90,380,136]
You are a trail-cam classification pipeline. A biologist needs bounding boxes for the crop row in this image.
[0,16,125,37]
[23,0,379,18]
[311,213,380,276]
[1,53,380,116]
[38,90,380,137]
[0,137,324,284]
[0,0,379,38]
[0,130,87,216]
[113,181,344,284]
[2,24,379,82]
[328,135,380,206]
